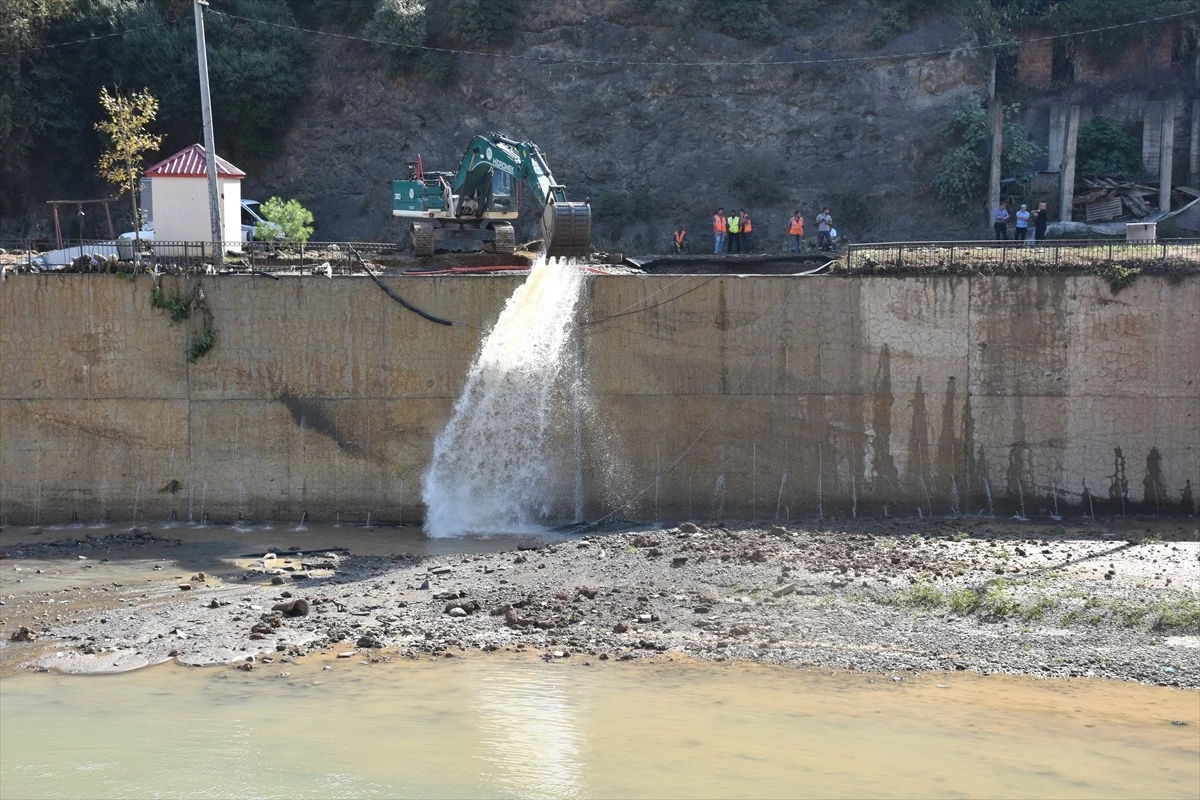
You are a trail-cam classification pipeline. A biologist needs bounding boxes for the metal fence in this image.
[843,238,1200,271]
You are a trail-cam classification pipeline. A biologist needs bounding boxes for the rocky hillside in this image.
[252,1,987,249]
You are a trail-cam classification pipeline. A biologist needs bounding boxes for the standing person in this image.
[727,209,742,254]
[673,225,688,254]
[993,201,1009,241]
[1033,201,1049,244]
[1014,203,1030,242]
[741,209,753,252]
[816,207,833,251]
[788,211,805,252]
[712,208,727,253]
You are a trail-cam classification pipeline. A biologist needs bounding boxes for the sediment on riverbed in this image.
[2,519,1197,686]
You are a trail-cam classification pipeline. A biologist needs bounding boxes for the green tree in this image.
[314,0,378,31]
[365,0,427,74]
[94,86,164,259]
[256,196,314,244]
[933,99,1043,213]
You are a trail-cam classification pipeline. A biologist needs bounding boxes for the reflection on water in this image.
[475,670,587,799]
[1,657,1197,800]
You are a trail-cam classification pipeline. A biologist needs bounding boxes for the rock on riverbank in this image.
[3,521,1198,685]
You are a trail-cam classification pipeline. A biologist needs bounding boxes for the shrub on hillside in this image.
[366,0,427,74]
[315,0,378,31]
[1077,117,1144,179]
[933,98,1042,214]
[449,0,521,46]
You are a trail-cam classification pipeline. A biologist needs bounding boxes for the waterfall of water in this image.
[423,257,586,537]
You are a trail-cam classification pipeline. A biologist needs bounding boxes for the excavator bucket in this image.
[542,202,592,259]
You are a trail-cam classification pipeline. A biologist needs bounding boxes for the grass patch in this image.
[948,587,981,615]
[1152,598,1200,632]
[1020,595,1058,621]
[980,580,1021,619]
[903,581,944,609]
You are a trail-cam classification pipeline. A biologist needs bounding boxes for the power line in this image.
[5,7,1194,65]
[207,7,1197,69]
[0,21,182,57]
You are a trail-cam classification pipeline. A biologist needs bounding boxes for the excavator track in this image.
[490,223,515,255]
[543,202,592,259]
[411,222,435,257]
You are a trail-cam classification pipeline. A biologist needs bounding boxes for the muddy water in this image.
[0,522,568,595]
[2,658,1197,800]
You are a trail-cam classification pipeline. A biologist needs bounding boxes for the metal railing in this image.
[0,239,406,274]
[844,238,1200,271]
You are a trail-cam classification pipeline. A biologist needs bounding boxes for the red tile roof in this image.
[144,143,245,178]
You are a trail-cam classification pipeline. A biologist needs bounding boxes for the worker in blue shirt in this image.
[993,201,1010,241]
[1014,203,1031,242]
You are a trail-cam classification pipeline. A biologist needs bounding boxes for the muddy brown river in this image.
[2,656,1197,799]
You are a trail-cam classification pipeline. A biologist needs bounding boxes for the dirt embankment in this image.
[2,519,1197,685]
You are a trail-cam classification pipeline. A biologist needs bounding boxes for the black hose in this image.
[353,248,453,327]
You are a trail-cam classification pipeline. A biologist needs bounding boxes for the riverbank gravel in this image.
[2,519,1197,686]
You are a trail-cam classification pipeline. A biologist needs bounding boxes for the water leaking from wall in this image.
[422,257,586,536]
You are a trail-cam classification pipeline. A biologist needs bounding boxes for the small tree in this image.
[95,87,163,264]
[933,99,1042,215]
[256,197,314,244]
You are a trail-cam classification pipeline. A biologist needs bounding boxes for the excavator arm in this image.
[451,134,591,258]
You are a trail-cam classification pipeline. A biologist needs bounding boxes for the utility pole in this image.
[194,0,222,264]
[986,56,1002,231]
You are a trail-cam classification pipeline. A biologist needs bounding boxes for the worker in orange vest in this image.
[740,209,753,252]
[673,225,688,254]
[712,208,727,253]
[789,211,805,253]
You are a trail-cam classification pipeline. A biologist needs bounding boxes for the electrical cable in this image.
[0,21,182,56]
[583,276,719,326]
[205,7,1197,69]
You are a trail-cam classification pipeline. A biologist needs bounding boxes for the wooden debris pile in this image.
[1074,178,1200,222]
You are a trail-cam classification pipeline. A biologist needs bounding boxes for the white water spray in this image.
[423,257,586,537]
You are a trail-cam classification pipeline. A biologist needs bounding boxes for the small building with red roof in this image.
[144,143,246,253]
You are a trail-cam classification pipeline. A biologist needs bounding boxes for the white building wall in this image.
[150,176,243,256]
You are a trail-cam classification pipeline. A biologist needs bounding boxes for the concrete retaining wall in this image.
[1,273,1197,524]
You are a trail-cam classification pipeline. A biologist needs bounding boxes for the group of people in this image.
[671,206,839,255]
[993,200,1049,243]
[709,208,756,254]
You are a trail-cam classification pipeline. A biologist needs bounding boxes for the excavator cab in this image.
[392,134,591,259]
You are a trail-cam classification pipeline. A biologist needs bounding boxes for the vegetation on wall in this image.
[933,99,1043,214]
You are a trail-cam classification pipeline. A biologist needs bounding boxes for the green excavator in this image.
[392,133,592,259]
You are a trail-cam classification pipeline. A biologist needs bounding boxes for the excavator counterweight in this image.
[392,133,592,259]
